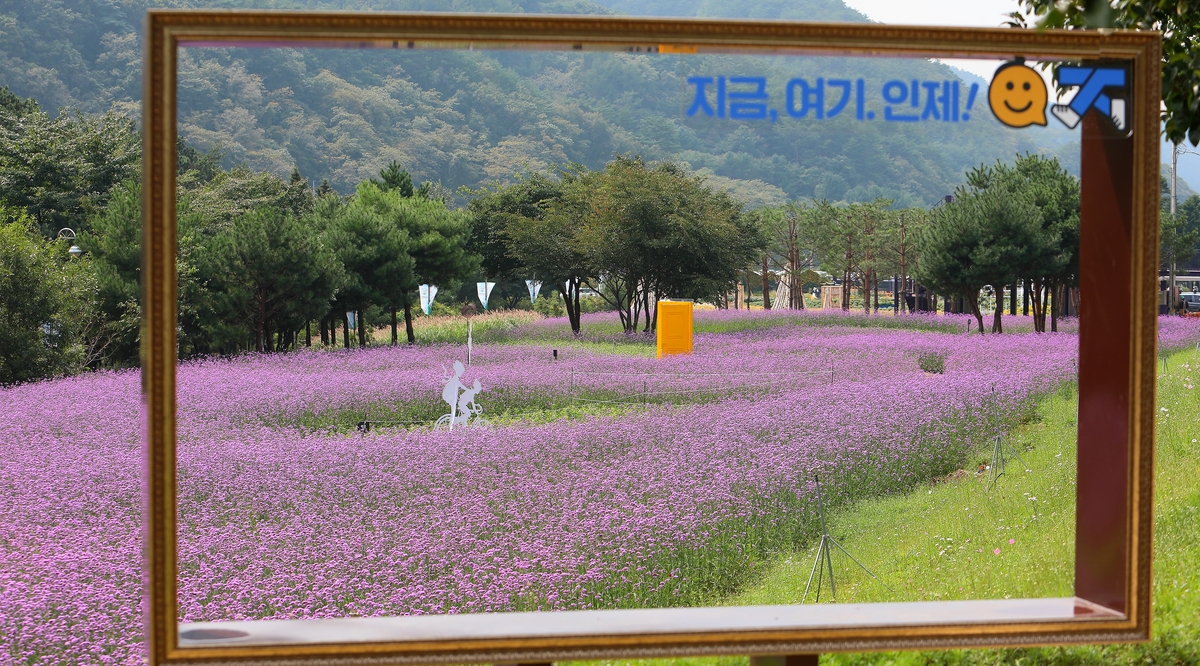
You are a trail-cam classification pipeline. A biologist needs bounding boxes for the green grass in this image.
[367,310,543,345]
[689,312,970,336]
[727,383,1077,608]
[578,348,1200,666]
[270,379,756,434]
[356,306,1079,351]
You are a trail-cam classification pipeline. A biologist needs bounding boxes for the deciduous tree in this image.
[0,209,81,385]
[0,92,138,237]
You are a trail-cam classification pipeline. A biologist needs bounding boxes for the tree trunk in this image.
[573,281,582,334]
[403,296,416,345]
[256,287,268,352]
[563,279,582,334]
[793,266,804,309]
[391,305,398,346]
[1023,278,1030,316]
[643,287,652,332]
[864,270,873,314]
[1009,282,1017,315]
[357,309,367,347]
[967,293,985,334]
[342,311,351,348]
[1038,284,1046,331]
[1033,281,1048,332]
[1050,283,1059,332]
[628,278,638,333]
[992,286,1003,333]
[1029,282,1039,331]
[305,321,311,347]
[633,279,642,331]
[562,284,575,330]
[762,255,771,310]
[872,271,879,313]
[842,270,850,311]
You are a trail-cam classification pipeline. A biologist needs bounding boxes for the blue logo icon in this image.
[1051,66,1127,133]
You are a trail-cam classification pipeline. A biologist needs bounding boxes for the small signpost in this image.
[656,300,693,358]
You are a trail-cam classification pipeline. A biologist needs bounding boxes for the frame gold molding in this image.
[142,11,1161,665]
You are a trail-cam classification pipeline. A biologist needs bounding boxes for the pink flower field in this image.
[3,311,1197,664]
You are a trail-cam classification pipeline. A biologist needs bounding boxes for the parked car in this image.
[1182,292,1200,313]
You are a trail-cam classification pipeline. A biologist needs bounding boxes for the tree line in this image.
[0,86,766,384]
[5,80,1200,385]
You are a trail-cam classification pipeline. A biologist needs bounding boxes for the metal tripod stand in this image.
[986,387,1027,491]
[802,474,895,603]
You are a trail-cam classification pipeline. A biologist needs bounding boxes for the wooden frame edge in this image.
[140,11,1160,665]
[1129,29,1161,645]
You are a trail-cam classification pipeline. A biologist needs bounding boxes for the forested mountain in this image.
[2,0,1063,206]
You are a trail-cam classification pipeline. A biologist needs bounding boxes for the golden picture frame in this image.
[141,10,1161,665]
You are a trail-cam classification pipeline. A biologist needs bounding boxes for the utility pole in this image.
[1172,143,1179,313]
[1166,142,1195,309]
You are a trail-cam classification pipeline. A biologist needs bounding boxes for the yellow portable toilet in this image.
[656,300,693,358]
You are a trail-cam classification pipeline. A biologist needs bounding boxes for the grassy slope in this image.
[730,384,1077,609]
[583,348,1200,666]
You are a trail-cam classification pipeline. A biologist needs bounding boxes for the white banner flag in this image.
[345,311,357,330]
[525,279,542,303]
[476,281,496,310]
[419,284,438,315]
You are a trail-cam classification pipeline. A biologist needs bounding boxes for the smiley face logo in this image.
[989,59,1048,128]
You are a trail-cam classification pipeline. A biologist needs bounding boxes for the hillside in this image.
[1,0,1062,206]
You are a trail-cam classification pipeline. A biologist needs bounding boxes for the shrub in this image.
[532,291,566,318]
[918,351,946,374]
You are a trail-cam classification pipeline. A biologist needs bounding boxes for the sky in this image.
[843,0,1200,193]
[841,0,1041,83]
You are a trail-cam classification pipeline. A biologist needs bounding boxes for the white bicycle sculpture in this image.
[434,361,489,430]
